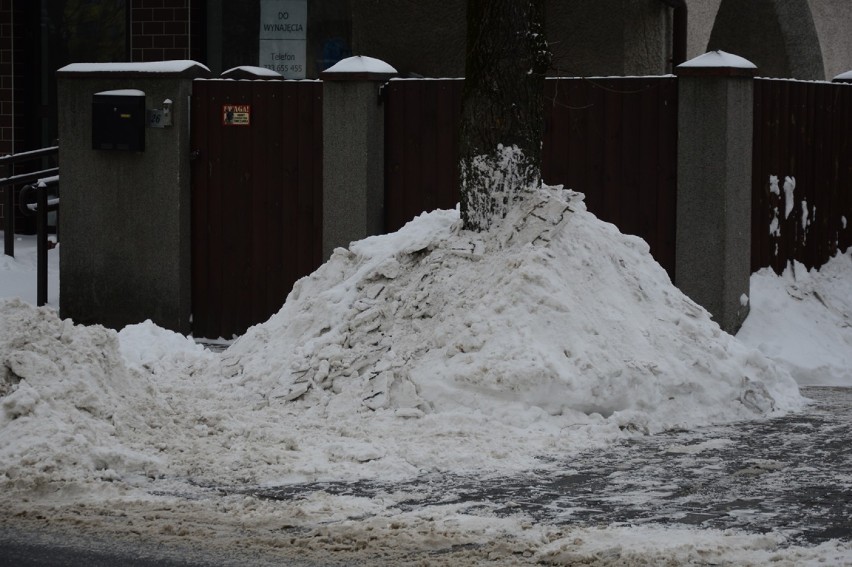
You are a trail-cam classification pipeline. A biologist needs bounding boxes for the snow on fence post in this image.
[320,56,397,260]
[674,51,757,334]
[832,70,852,84]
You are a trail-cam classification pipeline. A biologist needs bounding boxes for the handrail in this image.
[0,167,60,188]
[1,146,59,258]
[0,145,59,166]
[31,176,60,306]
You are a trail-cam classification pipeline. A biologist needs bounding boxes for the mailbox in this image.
[92,90,146,151]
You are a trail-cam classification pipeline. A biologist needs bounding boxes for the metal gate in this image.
[190,79,323,339]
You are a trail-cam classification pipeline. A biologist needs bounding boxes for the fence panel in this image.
[752,79,852,273]
[543,77,679,278]
[191,79,323,339]
[384,79,463,233]
[385,76,679,278]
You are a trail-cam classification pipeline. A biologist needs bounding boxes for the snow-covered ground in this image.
[1,187,851,565]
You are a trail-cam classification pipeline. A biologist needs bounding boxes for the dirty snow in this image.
[738,252,852,386]
[1,183,850,564]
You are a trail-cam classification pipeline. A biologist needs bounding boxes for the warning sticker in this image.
[222,104,251,126]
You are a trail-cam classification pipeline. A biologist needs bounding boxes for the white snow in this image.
[221,65,282,78]
[801,198,810,234]
[1,181,851,562]
[59,60,210,74]
[677,50,757,70]
[783,175,796,219]
[0,235,59,307]
[769,175,781,196]
[769,176,782,240]
[323,55,397,75]
[834,70,852,81]
[95,89,145,97]
[738,252,852,386]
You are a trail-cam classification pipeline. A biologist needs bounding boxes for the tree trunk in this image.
[459,0,550,231]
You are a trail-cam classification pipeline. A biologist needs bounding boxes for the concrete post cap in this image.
[57,60,212,79]
[320,56,398,81]
[833,70,852,83]
[676,50,757,77]
[220,66,283,80]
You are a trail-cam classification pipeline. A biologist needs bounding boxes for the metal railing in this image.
[0,146,59,306]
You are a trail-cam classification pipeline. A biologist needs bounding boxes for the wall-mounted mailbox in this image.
[92,90,146,151]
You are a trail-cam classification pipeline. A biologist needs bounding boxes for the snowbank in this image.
[739,252,852,386]
[213,187,801,480]
[0,299,164,484]
[1,187,804,492]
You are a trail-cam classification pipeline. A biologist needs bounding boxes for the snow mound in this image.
[0,299,164,484]
[221,187,802,433]
[118,319,216,377]
[739,252,852,386]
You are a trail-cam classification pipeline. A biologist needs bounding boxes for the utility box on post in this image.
[92,90,146,151]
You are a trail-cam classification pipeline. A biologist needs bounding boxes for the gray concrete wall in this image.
[809,0,852,80]
[696,0,852,80]
[675,60,754,333]
[201,1,852,80]
[57,66,207,332]
[685,0,722,59]
[351,0,671,77]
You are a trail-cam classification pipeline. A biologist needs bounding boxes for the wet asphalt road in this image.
[249,386,852,545]
[2,386,850,565]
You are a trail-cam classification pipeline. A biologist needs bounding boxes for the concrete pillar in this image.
[56,61,211,333]
[675,50,756,334]
[320,56,396,260]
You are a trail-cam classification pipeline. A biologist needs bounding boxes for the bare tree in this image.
[459,0,551,231]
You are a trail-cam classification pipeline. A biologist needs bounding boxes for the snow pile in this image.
[739,251,852,386]
[118,319,215,378]
[0,187,807,491]
[0,240,59,307]
[0,299,164,484]
[222,186,801,436]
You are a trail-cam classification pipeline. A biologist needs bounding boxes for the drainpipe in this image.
[658,0,688,68]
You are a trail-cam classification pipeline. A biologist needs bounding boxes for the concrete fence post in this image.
[674,50,757,334]
[320,56,397,260]
[56,61,211,333]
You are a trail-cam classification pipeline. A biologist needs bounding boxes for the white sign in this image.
[259,0,307,79]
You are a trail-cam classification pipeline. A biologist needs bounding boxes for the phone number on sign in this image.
[265,64,304,74]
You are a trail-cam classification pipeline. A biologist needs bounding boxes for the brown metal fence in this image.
[384,79,464,233]
[190,79,323,339]
[543,77,679,277]
[189,75,852,339]
[384,76,679,278]
[752,78,852,274]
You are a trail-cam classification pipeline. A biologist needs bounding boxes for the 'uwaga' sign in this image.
[259,0,307,79]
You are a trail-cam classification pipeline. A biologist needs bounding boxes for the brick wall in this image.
[0,0,25,230]
[0,0,14,158]
[131,0,204,62]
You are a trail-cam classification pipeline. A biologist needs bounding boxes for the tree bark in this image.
[459,0,551,231]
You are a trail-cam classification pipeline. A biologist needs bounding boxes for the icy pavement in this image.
[3,387,848,566]
[237,386,850,547]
